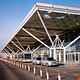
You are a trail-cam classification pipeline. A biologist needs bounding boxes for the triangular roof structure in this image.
[1,2,80,53]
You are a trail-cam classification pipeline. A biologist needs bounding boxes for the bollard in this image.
[34,64,36,75]
[76,76,80,80]
[20,63,22,68]
[57,70,61,80]
[24,64,27,70]
[19,62,20,68]
[20,63,21,68]
[28,64,30,72]
[22,63,24,69]
[14,62,16,66]
[46,66,49,80]
[40,65,43,78]
[18,62,19,67]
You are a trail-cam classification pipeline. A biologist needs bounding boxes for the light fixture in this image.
[47,10,53,13]
[43,14,51,19]
[55,16,65,19]
[76,22,79,26]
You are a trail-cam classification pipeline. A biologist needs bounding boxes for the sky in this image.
[0,0,80,52]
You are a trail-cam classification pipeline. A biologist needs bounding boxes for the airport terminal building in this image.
[1,2,80,64]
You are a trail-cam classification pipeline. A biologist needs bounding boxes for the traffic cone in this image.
[58,70,61,80]
[20,62,21,68]
[46,67,49,80]
[22,64,24,69]
[24,64,27,70]
[34,64,36,75]
[76,76,80,80]
[40,65,43,78]
[28,64,30,72]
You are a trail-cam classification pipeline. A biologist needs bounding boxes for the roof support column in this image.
[50,48,52,57]
[64,48,66,63]
[22,28,50,49]
[37,11,53,45]
[11,41,24,52]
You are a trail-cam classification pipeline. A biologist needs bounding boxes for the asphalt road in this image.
[0,59,80,80]
[0,60,40,80]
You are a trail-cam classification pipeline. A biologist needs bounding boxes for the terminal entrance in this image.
[50,48,65,63]
[56,49,64,62]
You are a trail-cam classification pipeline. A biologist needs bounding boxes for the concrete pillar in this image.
[54,48,57,60]
[59,52,61,62]
[64,48,66,63]
[50,48,52,57]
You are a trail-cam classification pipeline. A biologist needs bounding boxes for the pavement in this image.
[0,60,41,80]
[0,59,80,80]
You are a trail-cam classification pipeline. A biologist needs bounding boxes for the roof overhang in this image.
[1,2,80,53]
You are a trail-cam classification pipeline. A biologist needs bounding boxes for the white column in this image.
[50,48,52,57]
[54,48,57,60]
[59,52,61,62]
[64,48,66,63]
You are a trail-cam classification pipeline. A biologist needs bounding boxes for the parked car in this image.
[32,57,41,64]
[41,57,58,66]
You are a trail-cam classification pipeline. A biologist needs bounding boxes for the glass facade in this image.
[66,38,80,62]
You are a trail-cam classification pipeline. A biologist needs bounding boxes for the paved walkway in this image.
[0,60,41,80]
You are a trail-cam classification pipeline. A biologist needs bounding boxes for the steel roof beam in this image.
[22,28,50,49]
[37,11,53,45]
[15,37,24,50]
[11,41,24,52]
[65,35,80,48]
[4,49,11,54]
[7,46,15,53]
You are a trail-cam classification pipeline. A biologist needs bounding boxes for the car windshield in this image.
[47,58,56,61]
[37,57,41,60]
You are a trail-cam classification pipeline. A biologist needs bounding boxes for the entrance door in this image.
[56,49,64,62]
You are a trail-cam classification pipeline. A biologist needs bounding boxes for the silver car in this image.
[41,57,58,66]
[32,57,41,64]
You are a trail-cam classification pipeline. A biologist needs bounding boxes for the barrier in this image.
[40,65,43,78]
[28,64,30,72]
[22,63,24,69]
[46,66,49,80]
[76,76,80,80]
[19,62,21,68]
[24,64,27,70]
[34,64,36,75]
[57,70,61,80]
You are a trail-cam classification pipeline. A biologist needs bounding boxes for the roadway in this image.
[0,60,40,80]
[0,59,80,80]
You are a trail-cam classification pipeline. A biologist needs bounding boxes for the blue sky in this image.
[0,0,80,52]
